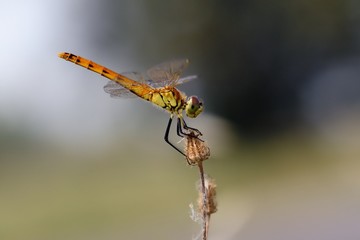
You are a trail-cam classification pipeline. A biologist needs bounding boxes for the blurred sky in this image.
[1,1,360,240]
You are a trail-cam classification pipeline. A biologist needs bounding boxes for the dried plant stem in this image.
[185,131,215,240]
[198,161,209,240]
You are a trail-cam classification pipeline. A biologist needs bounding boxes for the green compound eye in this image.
[185,96,203,118]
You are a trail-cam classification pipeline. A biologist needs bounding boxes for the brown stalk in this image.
[185,132,216,240]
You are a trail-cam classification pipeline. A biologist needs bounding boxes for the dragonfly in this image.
[58,52,203,156]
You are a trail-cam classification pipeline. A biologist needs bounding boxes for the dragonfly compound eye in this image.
[185,96,203,118]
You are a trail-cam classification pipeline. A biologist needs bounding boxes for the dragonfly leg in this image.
[176,117,185,138]
[177,117,204,142]
[181,118,203,136]
[164,116,186,157]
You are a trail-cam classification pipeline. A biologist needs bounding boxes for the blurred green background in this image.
[1,0,360,239]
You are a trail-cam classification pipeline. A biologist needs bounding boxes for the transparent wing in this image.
[103,81,137,98]
[121,71,146,82]
[146,59,190,87]
[177,75,197,84]
[145,74,197,88]
[103,71,146,98]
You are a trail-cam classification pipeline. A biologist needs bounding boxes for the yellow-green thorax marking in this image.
[147,86,186,114]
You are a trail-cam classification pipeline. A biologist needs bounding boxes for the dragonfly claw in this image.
[186,129,204,142]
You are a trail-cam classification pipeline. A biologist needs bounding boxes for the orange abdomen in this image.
[58,52,153,101]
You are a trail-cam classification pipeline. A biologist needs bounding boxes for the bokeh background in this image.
[1,0,360,239]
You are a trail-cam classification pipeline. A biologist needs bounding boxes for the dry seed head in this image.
[185,131,210,165]
[198,176,217,215]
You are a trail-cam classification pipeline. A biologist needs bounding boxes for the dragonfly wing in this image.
[103,81,137,98]
[103,71,147,98]
[176,75,197,85]
[121,71,146,83]
[146,59,190,86]
[145,75,197,88]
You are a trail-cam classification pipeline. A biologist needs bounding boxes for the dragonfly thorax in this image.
[150,86,186,113]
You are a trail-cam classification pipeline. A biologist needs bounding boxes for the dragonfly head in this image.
[185,96,203,118]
